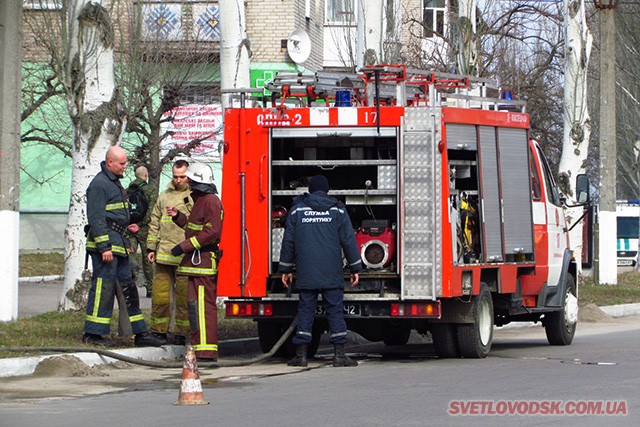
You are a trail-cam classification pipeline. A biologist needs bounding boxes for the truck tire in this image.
[257,320,290,358]
[257,320,322,358]
[456,284,494,358]
[382,324,411,346]
[431,323,459,358]
[545,275,578,345]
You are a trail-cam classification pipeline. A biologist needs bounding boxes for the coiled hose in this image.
[0,315,298,369]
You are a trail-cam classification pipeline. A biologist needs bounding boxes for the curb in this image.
[498,302,640,330]
[0,338,263,379]
[18,275,64,283]
[599,302,640,317]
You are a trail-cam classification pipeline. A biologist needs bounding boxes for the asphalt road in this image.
[0,316,638,427]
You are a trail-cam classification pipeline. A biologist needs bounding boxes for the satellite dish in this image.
[287,29,311,64]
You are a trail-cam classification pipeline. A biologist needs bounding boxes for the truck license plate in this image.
[316,304,361,316]
[617,259,634,266]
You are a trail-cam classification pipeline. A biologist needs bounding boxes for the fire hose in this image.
[0,315,298,369]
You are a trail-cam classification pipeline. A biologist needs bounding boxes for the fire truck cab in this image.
[219,65,587,359]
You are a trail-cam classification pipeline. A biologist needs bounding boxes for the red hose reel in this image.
[355,220,396,269]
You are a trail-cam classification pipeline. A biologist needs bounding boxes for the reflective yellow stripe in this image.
[92,277,103,317]
[190,236,201,249]
[160,215,174,223]
[94,234,109,243]
[147,235,159,242]
[85,314,111,324]
[130,314,144,323]
[175,319,190,327]
[198,285,206,346]
[177,265,217,275]
[111,245,127,255]
[86,242,126,254]
[157,253,182,264]
[106,202,128,211]
[187,222,204,231]
[193,344,218,351]
[151,316,170,325]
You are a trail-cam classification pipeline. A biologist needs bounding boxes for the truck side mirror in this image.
[575,174,589,204]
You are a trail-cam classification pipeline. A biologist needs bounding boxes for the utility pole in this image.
[0,1,23,321]
[594,0,618,285]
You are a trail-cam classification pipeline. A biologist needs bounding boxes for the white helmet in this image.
[185,162,214,184]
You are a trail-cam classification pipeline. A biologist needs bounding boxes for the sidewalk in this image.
[1,277,260,378]
[17,276,150,318]
[5,277,640,379]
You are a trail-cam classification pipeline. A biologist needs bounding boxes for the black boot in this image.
[287,344,308,367]
[135,331,167,347]
[333,344,357,367]
[82,333,115,348]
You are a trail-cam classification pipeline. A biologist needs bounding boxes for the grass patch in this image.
[8,254,639,359]
[579,271,640,306]
[20,253,65,277]
[0,309,257,358]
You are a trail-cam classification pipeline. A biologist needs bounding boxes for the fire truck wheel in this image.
[257,320,291,358]
[431,323,459,358]
[382,324,411,346]
[545,274,578,346]
[456,284,494,358]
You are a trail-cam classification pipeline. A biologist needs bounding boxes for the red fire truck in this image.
[218,65,588,358]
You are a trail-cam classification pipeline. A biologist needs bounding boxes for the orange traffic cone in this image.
[175,344,209,405]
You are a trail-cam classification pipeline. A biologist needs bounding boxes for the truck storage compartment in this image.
[269,127,400,276]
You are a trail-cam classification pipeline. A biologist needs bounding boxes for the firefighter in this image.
[146,160,193,345]
[128,164,157,297]
[83,146,166,348]
[279,174,362,367]
[167,162,223,362]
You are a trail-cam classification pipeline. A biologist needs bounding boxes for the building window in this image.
[326,0,356,25]
[423,0,445,38]
[175,83,220,105]
[23,0,62,9]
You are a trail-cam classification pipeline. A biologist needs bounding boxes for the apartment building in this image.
[20,0,452,250]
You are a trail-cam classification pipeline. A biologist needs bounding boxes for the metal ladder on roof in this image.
[264,64,526,112]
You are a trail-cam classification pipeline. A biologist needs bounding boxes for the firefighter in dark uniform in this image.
[83,146,165,348]
[167,162,223,362]
[279,175,362,367]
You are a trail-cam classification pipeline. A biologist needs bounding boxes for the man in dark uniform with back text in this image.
[279,174,362,367]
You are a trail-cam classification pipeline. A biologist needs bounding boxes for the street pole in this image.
[0,1,23,321]
[595,1,617,285]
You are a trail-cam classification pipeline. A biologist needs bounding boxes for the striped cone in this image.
[175,344,209,405]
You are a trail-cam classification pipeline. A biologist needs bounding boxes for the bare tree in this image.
[21,0,225,309]
[558,0,593,269]
[614,4,640,200]
[114,1,222,193]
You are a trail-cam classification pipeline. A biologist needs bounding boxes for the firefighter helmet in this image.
[186,162,214,184]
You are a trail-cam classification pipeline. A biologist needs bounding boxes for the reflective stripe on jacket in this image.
[146,181,193,266]
[174,190,223,276]
[86,161,132,256]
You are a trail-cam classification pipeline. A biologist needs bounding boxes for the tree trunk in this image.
[60,1,125,310]
[220,0,251,110]
[454,0,478,76]
[558,0,592,274]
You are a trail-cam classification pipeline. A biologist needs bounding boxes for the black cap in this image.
[308,175,330,193]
